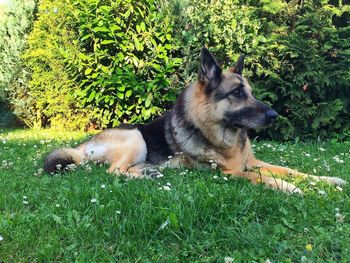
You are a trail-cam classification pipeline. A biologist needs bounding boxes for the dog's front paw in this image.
[282,184,303,195]
[320,176,347,186]
[266,178,304,195]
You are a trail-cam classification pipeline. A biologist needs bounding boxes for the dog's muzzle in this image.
[265,110,278,120]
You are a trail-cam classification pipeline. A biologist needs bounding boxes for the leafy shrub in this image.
[11,0,94,129]
[12,0,181,129]
[0,0,35,100]
[69,0,181,127]
[0,0,35,126]
[168,0,350,140]
[255,1,350,140]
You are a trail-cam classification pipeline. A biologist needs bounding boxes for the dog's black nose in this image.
[265,110,278,119]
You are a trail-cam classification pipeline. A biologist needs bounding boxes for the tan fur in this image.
[76,128,147,177]
[56,148,85,164]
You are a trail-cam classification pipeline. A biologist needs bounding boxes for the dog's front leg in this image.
[223,169,303,194]
[248,159,347,186]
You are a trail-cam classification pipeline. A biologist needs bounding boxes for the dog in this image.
[44,47,347,194]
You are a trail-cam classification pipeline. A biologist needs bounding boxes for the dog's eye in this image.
[231,87,244,98]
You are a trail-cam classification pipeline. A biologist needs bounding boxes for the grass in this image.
[0,128,349,262]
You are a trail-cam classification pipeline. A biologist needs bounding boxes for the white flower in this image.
[168,155,173,159]
[166,182,171,186]
[318,190,327,196]
[213,175,218,179]
[156,172,164,178]
[335,212,345,223]
[211,163,218,169]
[91,198,97,203]
[101,184,106,189]
[55,204,60,207]
[23,196,28,199]
[223,176,228,181]
[162,186,171,191]
[335,208,340,213]
[23,200,28,204]
[0,235,3,241]
[336,186,343,192]
[318,147,326,152]
[224,257,234,263]
[66,163,77,171]
[332,156,344,163]
[116,210,121,214]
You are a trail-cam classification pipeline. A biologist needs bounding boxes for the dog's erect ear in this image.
[199,47,222,90]
[230,55,245,75]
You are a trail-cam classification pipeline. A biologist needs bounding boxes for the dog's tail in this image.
[44,147,85,173]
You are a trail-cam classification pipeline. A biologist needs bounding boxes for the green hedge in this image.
[6,0,350,139]
[69,0,181,127]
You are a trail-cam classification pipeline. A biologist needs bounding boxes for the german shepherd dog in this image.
[44,47,347,194]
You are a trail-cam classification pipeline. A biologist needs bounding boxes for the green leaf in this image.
[87,90,96,102]
[118,86,126,91]
[145,95,152,107]
[85,68,92,75]
[140,22,146,31]
[79,53,90,61]
[93,27,110,33]
[101,40,114,45]
[133,36,143,51]
[125,90,132,97]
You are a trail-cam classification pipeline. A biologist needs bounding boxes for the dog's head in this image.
[197,47,278,129]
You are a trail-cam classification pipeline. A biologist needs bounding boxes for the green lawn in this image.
[0,128,349,262]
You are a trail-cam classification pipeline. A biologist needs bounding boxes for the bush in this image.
[11,0,94,129]
[0,0,35,126]
[12,0,181,129]
[0,0,35,100]
[69,0,181,127]
[262,2,350,139]
[168,0,350,140]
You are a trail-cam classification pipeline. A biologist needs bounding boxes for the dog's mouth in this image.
[227,118,277,130]
[231,123,245,129]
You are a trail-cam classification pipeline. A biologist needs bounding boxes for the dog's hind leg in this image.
[107,153,146,178]
[248,159,347,186]
[223,169,303,194]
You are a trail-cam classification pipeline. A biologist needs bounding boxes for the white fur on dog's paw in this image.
[319,176,347,186]
[142,167,164,179]
[269,178,303,195]
[283,184,303,195]
[291,187,304,195]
